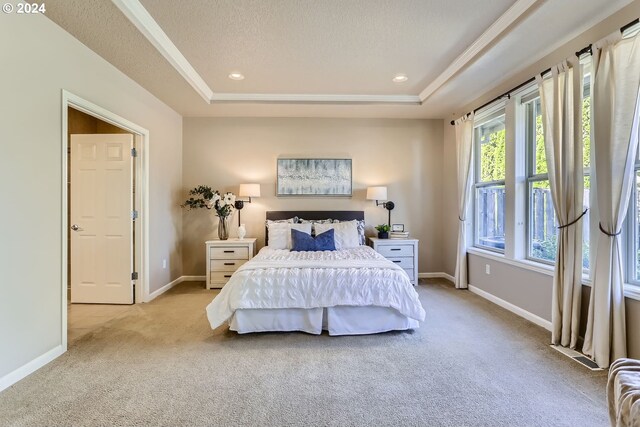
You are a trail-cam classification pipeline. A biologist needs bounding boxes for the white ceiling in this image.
[139,0,515,95]
[45,0,635,118]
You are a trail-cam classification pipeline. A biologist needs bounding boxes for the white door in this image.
[70,134,134,304]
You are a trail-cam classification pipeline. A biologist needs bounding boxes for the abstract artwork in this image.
[277,159,352,196]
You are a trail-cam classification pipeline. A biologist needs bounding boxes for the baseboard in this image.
[181,275,206,282]
[0,345,65,393]
[418,272,455,283]
[145,275,207,302]
[146,276,184,302]
[468,284,552,331]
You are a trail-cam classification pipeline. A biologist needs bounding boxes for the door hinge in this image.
[131,147,138,157]
[131,210,139,220]
[131,272,138,280]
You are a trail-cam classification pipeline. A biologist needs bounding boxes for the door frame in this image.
[61,90,150,349]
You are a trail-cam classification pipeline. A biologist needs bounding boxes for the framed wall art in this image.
[276,158,352,197]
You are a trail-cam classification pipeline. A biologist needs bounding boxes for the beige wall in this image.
[441,122,458,277]
[182,117,444,276]
[0,14,182,381]
[441,1,640,358]
[468,255,640,358]
[467,255,553,321]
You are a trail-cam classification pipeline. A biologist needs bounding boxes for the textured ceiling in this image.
[44,0,635,118]
[139,0,515,95]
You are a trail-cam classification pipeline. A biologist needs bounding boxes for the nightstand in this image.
[205,238,256,289]
[368,237,419,285]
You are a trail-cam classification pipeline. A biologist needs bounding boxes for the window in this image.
[626,114,640,285]
[524,66,591,267]
[582,68,592,272]
[524,97,557,263]
[474,111,506,252]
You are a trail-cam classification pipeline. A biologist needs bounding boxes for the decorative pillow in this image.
[298,218,332,224]
[333,219,366,245]
[315,221,360,249]
[265,217,299,249]
[267,222,312,250]
[298,218,333,236]
[265,217,298,226]
[291,229,336,252]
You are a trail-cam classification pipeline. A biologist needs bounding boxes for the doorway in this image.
[68,109,135,305]
[62,91,149,348]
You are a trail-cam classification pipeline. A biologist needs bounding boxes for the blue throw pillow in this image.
[291,228,336,252]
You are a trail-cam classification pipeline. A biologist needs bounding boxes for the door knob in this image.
[70,224,83,231]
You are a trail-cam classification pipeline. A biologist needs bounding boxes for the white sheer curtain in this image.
[536,58,584,349]
[583,31,640,368]
[454,113,475,289]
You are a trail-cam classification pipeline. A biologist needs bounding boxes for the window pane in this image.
[583,94,591,169]
[583,175,590,270]
[476,115,506,182]
[529,180,558,262]
[475,184,505,251]
[533,98,547,175]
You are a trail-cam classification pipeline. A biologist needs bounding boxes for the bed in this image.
[205,211,425,335]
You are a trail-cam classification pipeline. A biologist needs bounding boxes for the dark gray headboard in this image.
[265,210,364,246]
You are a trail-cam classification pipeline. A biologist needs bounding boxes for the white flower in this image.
[223,192,236,206]
[204,199,214,209]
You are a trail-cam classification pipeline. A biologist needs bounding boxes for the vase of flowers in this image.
[181,185,236,240]
[218,215,231,240]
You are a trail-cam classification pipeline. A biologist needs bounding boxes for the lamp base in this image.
[384,201,394,226]
[234,201,245,226]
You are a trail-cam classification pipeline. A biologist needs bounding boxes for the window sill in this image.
[467,248,640,302]
[624,285,640,302]
[467,247,554,277]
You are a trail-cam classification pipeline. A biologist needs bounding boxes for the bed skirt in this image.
[229,305,419,336]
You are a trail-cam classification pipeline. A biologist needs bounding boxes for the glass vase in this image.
[218,216,230,240]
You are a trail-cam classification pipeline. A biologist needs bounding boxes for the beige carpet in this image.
[0,280,608,426]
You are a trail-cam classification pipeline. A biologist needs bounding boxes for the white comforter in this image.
[206,246,426,329]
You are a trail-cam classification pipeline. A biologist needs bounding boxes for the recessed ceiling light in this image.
[392,74,408,83]
[229,72,245,81]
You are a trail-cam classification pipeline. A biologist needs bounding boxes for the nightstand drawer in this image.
[210,246,249,260]
[387,257,413,269]
[369,237,418,286]
[210,271,235,283]
[206,239,256,290]
[210,259,246,272]
[377,245,414,258]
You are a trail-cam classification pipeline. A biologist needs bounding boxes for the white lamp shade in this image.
[239,183,261,198]
[366,186,387,201]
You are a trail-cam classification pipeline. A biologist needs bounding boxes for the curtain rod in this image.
[449,17,639,126]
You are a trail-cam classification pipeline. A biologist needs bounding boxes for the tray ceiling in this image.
[44,0,635,118]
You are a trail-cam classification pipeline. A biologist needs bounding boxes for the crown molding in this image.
[418,0,539,102]
[112,0,533,106]
[210,93,421,104]
[111,0,213,102]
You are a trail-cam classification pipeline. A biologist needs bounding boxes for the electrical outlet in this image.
[485,264,491,275]
[162,259,167,269]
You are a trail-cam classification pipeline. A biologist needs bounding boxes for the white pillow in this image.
[267,222,312,250]
[315,221,360,249]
